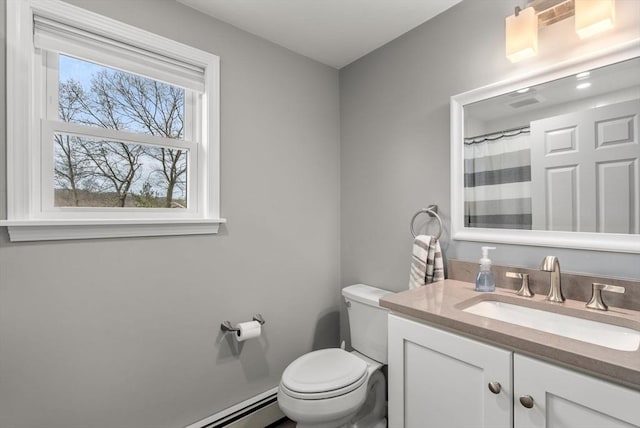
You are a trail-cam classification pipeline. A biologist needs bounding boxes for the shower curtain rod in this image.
[464,125,530,144]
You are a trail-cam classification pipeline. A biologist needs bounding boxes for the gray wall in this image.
[340,0,640,297]
[0,1,341,427]
[2,0,639,426]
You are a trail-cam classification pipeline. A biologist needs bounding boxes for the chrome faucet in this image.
[540,256,565,303]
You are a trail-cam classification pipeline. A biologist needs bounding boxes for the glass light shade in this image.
[505,7,538,63]
[575,0,615,39]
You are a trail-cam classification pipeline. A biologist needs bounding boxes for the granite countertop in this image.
[380,279,640,389]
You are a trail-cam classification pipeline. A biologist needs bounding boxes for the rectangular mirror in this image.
[451,41,640,253]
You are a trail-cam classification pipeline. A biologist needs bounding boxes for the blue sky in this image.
[59,54,99,90]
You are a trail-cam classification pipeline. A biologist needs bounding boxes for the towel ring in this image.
[410,205,443,240]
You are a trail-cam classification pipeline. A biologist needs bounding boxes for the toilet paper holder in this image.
[221,314,266,333]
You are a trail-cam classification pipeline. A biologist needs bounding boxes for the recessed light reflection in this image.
[576,82,592,90]
[576,71,591,79]
[516,87,531,94]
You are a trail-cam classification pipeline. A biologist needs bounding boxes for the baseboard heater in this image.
[185,387,282,428]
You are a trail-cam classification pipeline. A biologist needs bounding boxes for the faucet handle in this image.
[506,272,533,297]
[586,283,625,311]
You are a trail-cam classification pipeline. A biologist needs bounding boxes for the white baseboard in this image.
[184,387,282,428]
[226,401,284,428]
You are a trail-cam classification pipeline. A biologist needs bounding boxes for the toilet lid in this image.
[281,349,368,394]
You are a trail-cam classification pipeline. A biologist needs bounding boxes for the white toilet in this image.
[278,284,393,428]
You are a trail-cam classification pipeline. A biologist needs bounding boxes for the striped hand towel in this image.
[409,235,444,289]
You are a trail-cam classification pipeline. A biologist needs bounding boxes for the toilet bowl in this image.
[277,284,392,428]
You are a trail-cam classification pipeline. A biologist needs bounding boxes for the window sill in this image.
[0,218,227,242]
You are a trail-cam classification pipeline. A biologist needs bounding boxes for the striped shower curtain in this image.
[464,130,532,229]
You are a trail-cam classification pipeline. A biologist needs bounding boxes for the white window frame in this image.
[3,0,225,241]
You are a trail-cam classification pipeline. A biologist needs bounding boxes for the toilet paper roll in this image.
[235,320,262,342]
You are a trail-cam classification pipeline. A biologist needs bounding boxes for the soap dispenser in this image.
[475,246,496,292]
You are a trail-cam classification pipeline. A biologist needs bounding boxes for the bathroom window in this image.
[49,56,192,210]
[4,0,224,241]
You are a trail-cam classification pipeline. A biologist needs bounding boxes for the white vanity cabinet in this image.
[388,314,513,428]
[388,314,640,428]
[514,354,640,428]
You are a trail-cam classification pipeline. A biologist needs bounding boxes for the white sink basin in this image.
[463,300,640,352]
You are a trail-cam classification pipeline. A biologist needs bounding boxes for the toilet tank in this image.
[342,284,394,364]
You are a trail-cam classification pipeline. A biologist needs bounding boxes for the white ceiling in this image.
[177,0,463,69]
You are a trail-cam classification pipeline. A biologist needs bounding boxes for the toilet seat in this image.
[280,349,368,400]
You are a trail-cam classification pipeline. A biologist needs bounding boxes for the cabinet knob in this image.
[488,382,501,394]
[519,395,534,408]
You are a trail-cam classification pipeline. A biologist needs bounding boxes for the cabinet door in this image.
[514,354,640,428]
[388,314,513,428]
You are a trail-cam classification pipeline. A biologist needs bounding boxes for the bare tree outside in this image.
[55,80,92,206]
[54,55,188,208]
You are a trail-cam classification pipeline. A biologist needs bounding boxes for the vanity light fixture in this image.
[575,0,615,39]
[505,6,539,63]
[505,0,616,63]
